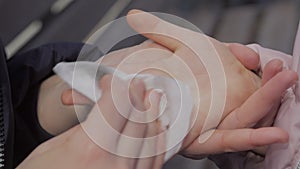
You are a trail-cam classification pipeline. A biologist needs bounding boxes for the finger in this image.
[183,127,288,156]
[93,75,132,132]
[61,89,93,105]
[99,40,169,66]
[143,89,163,138]
[262,59,283,85]
[228,43,260,71]
[254,99,280,128]
[151,97,167,168]
[140,40,170,51]
[127,9,185,51]
[219,70,298,129]
[136,89,162,169]
[82,75,133,152]
[255,60,283,127]
[136,134,166,169]
[129,78,147,112]
[152,133,166,169]
[252,146,268,156]
[127,9,239,70]
[117,78,147,162]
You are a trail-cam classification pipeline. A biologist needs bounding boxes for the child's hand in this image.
[59,9,297,161]
[125,9,298,158]
[183,48,297,158]
[226,43,286,129]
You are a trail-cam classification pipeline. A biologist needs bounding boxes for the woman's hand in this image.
[18,75,165,169]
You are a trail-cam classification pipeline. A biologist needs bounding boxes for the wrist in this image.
[17,125,101,169]
[67,125,104,167]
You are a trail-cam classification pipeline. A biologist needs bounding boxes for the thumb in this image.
[228,43,260,71]
[61,89,93,105]
[126,9,184,52]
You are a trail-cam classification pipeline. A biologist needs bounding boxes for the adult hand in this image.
[18,75,165,169]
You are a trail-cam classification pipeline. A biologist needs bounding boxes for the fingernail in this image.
[276,61,283,71]
[150,89,163,99]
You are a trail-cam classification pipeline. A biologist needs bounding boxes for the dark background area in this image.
[1,0,299,168]
[1,0,299,57]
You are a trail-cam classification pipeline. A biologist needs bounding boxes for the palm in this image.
[100,38,261,152]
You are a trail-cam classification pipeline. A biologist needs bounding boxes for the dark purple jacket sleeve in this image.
[6,42,102,167]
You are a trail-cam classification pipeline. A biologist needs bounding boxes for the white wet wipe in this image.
[53,61,193,162]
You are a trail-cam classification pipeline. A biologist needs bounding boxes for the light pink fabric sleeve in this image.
[246,43,300,169]
[250,23,300,168]
[263,25,300,169]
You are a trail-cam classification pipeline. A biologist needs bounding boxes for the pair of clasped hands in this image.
[18,9,298,169]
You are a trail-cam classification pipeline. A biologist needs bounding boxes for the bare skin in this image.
[36,10,298,161]
[19,76,165,169]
